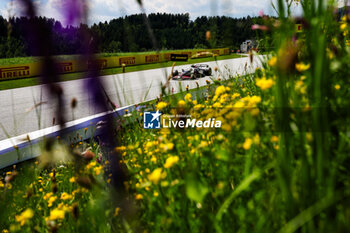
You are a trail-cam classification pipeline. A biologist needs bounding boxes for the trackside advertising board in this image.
[0,48,229,80]
[170,54,189,61]
[0,63,41,80]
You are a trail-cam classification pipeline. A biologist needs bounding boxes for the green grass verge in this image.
[0,54,242,91]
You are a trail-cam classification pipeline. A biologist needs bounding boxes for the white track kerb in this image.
[0,105,135,169]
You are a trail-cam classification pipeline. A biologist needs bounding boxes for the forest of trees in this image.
[0,13,267,58]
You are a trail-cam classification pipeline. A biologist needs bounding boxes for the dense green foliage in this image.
[0,13,266,58]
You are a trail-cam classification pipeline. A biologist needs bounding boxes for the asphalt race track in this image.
[0,55,264,141]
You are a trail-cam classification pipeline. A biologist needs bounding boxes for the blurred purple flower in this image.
[61,0,87,26]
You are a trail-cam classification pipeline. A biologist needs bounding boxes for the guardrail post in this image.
[122,63,126,73]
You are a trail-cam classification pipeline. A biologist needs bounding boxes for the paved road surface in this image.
[0,56,263,140]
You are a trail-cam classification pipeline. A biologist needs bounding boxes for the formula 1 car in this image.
[172,64,212,80]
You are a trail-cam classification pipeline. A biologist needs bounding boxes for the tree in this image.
[107,41,122,53]
[0,14,267,57]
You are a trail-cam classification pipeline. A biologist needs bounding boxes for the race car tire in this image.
[207,68,212,76]
[193,70,200,79]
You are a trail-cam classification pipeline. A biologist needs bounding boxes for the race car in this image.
[172,64,212,80]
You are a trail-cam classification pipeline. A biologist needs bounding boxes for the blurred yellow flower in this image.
[48,208,65,221]
[15,208,34,226]
[232,93,240,99]
[170,179,179,186]
[150,156,157,163]
[164,156,179,169]
[161,181,169,187]
[48,196,57,207]
[225,111,240,120]
[243,138,253,150]
[249,108,260,116]
[216,181,225,189]
[270,136,279,143]
[147,168,167,184]
[184,93,192,102]
[233,100,245,110]
[194,104,204,110]
[114,207,120,216]
[295,80,304,89]
[145,141,157,150]
[43,192,53,200]
[295,63,310,72]
[256,77,275,90]
[268,56,277,67]
[248,96,262,105]
[213,102,221,108]
[215,85,226,96]
[60,192,73,201]
[115,146,126,152]
[156,101,168,110]
[222,124,232,132]
[86,161,97,169]
[160,143,174,152]
[93,166,103,175]
[135,194,143,200]
[340,23,347,31]
[178,100,186,107]
[306,132,313,142]
[69,177,76,183]
[295,80,307,94]
[327,48,334,60]
[334,84,341,90]
[57,203,72,212]
[253,134,260,144]
[198,141,208,148]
